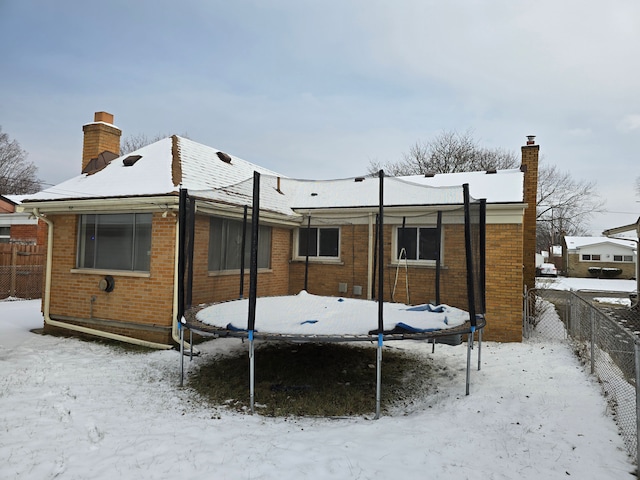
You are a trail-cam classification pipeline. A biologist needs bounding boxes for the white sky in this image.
[1,1,639,234]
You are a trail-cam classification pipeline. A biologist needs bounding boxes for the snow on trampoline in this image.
[196,290,469,336]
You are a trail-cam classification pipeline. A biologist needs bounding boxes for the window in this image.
[613,255,634,262]
[581,254,601,261]
[78,213,152,271]
[297,227,339,258]
[396,226,439,262]
[0,226,9,243]
[208,217,271,271]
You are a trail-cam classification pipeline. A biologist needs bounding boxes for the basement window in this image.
[77,213,152,271]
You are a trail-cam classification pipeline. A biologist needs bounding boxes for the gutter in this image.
[32,208,173,350]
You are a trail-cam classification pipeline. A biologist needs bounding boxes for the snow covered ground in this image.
[537,276,637,293]
[0,297,636,479]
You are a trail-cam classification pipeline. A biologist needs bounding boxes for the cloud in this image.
[618,114,640,133]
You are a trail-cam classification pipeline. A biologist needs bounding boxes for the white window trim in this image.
[293,226,341,262]
[391,225,442,266]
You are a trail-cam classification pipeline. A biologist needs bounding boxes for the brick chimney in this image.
[521,135,539,291]
[82,112,121,172]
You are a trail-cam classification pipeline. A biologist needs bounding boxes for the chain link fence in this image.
[524,287,639,465]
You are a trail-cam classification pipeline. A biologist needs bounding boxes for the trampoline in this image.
[178,170,486,418]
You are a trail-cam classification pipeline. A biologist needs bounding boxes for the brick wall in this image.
[485,223,523,342]
[45,213,177,344]
[189,215,291,305]
[566,254,636,279]
[521,143,539,292]
[288,222,524,342]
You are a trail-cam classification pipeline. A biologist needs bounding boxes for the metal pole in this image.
[304,215,311,291]
[477,328,482,371]
[248,172,260,412]
[466,332,472,395]
[590,309,596,375]
[249,330,255,414]
[179,322,184,387]
[435,211,442,305]
[634,340,640,467]
[375,333,382,419]
[374,170,384,419]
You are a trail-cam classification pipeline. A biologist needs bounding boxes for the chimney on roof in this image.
[82,112,121,173]
[521,134,540,292]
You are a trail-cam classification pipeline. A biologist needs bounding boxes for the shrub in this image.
[588,267,622,278]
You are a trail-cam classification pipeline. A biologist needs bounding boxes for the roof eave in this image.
[18,194,180,214]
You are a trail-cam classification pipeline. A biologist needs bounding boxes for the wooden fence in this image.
[0,244,45,299]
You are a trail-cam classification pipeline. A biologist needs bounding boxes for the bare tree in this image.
[120,132,189,155]
[368,130,519,175]
[535,164,604,251]
[0,126,41,195]
[370,129,603,252]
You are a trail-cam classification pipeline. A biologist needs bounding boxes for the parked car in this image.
[537,263,558,277]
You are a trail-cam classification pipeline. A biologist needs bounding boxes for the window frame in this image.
[581,254,601,261]
[393,225,441,265]
[294,226,341,261]
[613,254,634,262]
[208,216,272,272]
[76,213,152,272]
[0,226,9,243]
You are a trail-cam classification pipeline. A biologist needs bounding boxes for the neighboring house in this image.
[603,218,640,302]
[19,112,539,346]
[0,195,46,245]
[563,236,637,279]
[0,195,47,299]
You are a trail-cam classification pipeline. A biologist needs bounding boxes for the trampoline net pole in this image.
[239,205,248,299]
[249,330,255,414]
[375,170,384,419]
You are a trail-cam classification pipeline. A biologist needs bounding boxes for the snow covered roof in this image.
[564,236,636,250]
[22,137,525,216]
[399,169,524,203]
[23,136,282,202]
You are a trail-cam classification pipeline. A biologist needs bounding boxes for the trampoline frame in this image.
[178,170,487,417]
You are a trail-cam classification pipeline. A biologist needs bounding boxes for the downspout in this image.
[33,209,172,350]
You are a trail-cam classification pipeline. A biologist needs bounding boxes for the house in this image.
[0,195,46,245]
[563,236,637,279]
[19,112,539,346]
[0,195,47,299]
[603,218,640,302]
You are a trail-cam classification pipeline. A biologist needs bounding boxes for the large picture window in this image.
[298,227,339,258]
[208,217,271,271]
[78,213,152,271]
[396,226,439,262]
